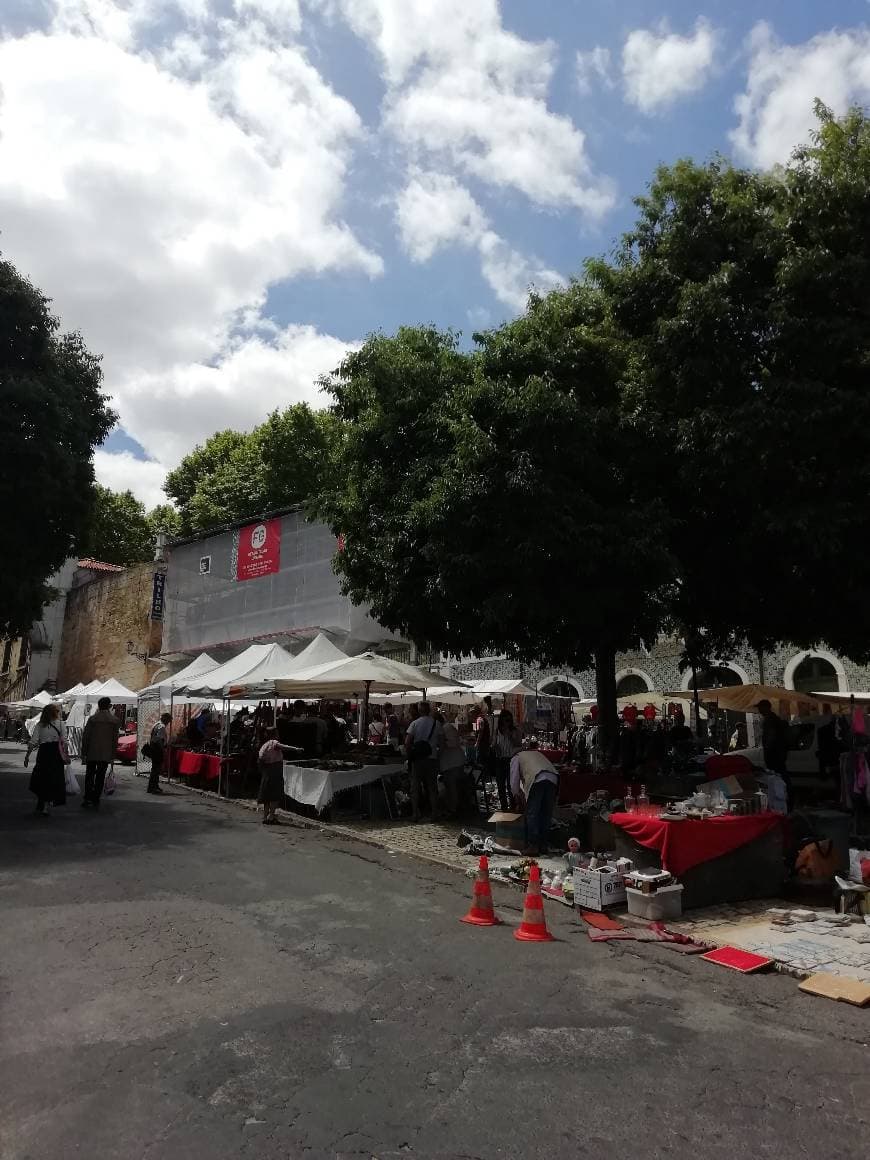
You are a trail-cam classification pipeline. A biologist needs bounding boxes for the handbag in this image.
[409,717,437,761]
[51,723,72,766]
[104,769,116,796]
[64,763,79,794]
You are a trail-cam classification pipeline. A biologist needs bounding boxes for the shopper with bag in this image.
[405,701,443,822]
[24,702,69,816]
[80,696,120,810]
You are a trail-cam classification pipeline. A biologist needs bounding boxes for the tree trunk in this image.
[594,645,618,767]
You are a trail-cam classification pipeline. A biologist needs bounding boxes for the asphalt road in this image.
[1,747,867,1160]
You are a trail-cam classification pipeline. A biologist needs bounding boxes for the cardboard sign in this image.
[234,519,281,582]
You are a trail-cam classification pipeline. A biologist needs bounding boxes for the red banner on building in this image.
[234,519,281,582]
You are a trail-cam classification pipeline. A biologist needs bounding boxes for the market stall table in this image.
[609,810,786,910]
[283,761,405,815]
[171,750,222,781]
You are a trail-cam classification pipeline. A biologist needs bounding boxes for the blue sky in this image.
[1,1,868,504]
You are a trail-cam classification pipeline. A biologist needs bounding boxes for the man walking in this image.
[405,701,443,822]
[80,696,120,810]
[510,745,559,856]
[148,713,172,795]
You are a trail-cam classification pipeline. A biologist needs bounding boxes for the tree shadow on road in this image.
[0,757,248,869]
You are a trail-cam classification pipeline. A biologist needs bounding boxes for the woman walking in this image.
[24,703,69,816]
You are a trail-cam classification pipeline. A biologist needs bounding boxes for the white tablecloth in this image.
[283,761,404,813]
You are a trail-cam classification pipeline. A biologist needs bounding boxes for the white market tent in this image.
[60,682,86,698]
[472,679,540,699]
[6,689,60,711]
[370,686,478,706]
[138,652,220,699]
[272,653,460,699]
[88,678,139,704]
[185,643,295,697]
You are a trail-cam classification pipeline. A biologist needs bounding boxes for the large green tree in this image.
[164,405,338,534]
[598,102,870,669]
[0,256,115,635]
[314,311,675,752]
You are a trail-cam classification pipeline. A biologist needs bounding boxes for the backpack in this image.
[409,717,437,761]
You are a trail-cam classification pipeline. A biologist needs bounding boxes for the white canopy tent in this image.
[138,652,220,699]
[224,633,351,697]
[82,678,139,704]
[272,653,457,699]
[472,679,540,698]
[183,644,289,697]
[370,686,478,706]
[6,689,60,711]
[60,682,86,699]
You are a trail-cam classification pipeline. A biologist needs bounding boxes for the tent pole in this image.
[359,680,371,745]
[221,695,228,798]
[168,688,174,784]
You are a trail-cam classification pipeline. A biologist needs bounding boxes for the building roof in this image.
[77,558,124,574]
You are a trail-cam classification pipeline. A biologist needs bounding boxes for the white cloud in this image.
[395,171,488,262]
[93,450,171,509]
[622,18,718,114]
[0,2,378,483]
[395,171,563,311]
[327,0,614,216]
[576,46,612,95]
[731,23,870,169]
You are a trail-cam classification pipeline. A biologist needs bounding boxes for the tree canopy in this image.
[315,104,870,740]
[164,404,338,534]
[80,486,182,567]
[0,256,115,635]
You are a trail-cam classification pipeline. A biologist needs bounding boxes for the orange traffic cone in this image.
[460,855,503,926]
[513,863,555,942]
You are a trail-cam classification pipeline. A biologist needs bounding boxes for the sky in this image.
[3,0,870,508]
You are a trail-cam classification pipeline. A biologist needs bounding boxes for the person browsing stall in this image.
[405,701,443,822]
[257,728,301,826]
[510,744,559,857]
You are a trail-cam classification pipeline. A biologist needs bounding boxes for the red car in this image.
[116,727,138,765]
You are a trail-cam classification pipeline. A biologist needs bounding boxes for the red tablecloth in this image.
[609,811,784,877]
[201,755,222,781]
[539,747,568,765]
[558,770,626,805]
[177,750,203,776]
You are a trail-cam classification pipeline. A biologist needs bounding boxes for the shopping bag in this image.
[104,769,116,796]
[64,764,79,795]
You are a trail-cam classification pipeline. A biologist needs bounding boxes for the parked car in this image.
[731,716,837,776]
[116,729,138,765]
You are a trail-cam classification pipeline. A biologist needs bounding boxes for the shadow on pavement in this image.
[0,752,244,869]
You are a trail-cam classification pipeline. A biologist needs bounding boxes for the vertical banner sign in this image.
[151,571,166,621]
[234,518,281,582]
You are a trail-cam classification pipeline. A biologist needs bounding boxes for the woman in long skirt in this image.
[25,703,68,816]
[257,728,297,825]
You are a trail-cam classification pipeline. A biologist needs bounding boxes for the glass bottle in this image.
[637,785,649,817]
[624,786,635,814]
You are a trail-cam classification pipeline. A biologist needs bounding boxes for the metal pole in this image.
[691,664,702,738]
[220,695,228,798]
[168,688,174,785]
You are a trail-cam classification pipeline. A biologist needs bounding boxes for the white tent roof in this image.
[6,689,60,710]
[370,686,478,706]
[273,653,461,698]
[138,652,220,698]
[473,679,539,698]
[93,678,139,703]
[61,682,86,698]
[185,643,299,697]
[286,632,349,672]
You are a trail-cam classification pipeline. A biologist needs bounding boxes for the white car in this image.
[731,716,833,777]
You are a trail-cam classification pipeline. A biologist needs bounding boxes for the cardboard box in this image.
[573,866,627,911]
[626,883,683,921]
[488,811,526,851]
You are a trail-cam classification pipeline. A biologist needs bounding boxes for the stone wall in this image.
[445,636,870,698]
[57,564,164,692]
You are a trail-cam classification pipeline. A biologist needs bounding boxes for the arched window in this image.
[792,655,838,695]
[616,674,650,697]
[696,666,742,689]
[539,679,582,699]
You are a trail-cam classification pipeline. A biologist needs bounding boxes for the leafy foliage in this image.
[0,256,115,635]
[164,405,338,533]
[80,486,181,566]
